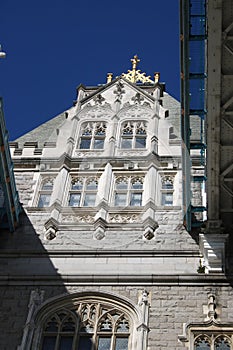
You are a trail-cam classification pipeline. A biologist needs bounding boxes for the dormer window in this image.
[120,121,147,149]
[79,122,106,150]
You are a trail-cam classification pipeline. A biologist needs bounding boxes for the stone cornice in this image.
[0,273,232,286]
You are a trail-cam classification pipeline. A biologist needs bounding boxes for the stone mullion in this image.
[149,116,159,153]
[106,118,118,157]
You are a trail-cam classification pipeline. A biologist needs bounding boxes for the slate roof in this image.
[14,111,67,148]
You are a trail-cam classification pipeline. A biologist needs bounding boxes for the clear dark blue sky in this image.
[0,0,180,141]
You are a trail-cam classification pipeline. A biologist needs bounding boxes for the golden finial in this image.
[154,72,160,83]
[131,55,140,71]
[121,55,154,84]
[107,73,113,83]
[131,55,140,83]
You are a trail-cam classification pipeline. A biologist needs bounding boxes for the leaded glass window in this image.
[114,176,143,207]
[120,121,147,149]
[79,122,106,150]
[215,336,231,350]
[41,302,130,350]
[194,336,211,350]
[37,178,54,208]
[193,334,232,350]
[69,177,98,207]
[161,176,174,206]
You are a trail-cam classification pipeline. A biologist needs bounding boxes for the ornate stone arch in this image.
[18,290,150,350]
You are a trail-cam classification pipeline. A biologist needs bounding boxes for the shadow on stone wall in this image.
[0,209,68,349]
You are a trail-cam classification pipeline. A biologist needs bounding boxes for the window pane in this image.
[42,181,53,190]
[71,180,83,190]
[78,336,93,350]
[97,337,111,350]
[121,138,132,149]
[94,138,105,149]
[131,180,143,189]
[115,337,129,350]
[162,181,173,189]
[130,193,142,206]
[135,137,146,148]
[38,194,51,207]
[83,193,96,207]
[69,193,81,207]
[80,138,91,149]
[194,338,210,350]
[42,336,56,350]
[86,180,98,190]
[59,336,73,350]
[114,193,127,206]
[161,193,173,206]
[215,338,231,350]
[116,181,128,190]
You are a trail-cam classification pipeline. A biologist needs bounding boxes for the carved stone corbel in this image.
[44,217,59,240]
[143,217,158,240]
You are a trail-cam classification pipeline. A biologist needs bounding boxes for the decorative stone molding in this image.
[44,218,59,240]
[143,217,158,240]
[199,233,228,273]
[113,81,125,102]
[61,214,95,223]
[17,289,44,350]
[204,291,218,321]
[109,213,141,223]
[117,150,148,157]
[178,319,233,348]
[137,290,150,350]
[93,217,107,240]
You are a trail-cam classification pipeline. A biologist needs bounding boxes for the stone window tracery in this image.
[193,335,232,350]
[37,178,54,208]
[79,122,107,150]
[41,302,130,350]
[114,176,144,207]
[69,177,98,207]
[120,121,147,149]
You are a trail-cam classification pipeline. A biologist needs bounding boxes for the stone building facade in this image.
[0,56,233,350]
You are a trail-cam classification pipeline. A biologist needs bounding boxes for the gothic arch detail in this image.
[18,290,150,350]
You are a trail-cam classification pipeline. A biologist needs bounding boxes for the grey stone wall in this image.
[1,284,233,349]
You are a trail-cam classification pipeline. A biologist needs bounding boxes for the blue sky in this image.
[0,0,180,141]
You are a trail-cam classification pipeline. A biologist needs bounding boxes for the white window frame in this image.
[78,121,107,150]
[68,177,98,207]
[113,176,144,207]
[120,121,147,150]
[161,175,174,206]
[37,177,54,208]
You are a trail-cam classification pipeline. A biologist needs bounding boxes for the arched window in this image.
[194,336,211,350]
[214,336,231,350]
[120,121,147,149]
[79,122,106,150]
[37,178,54,207]
[114,176,143,207]
[69,177,98,207]
[40,301,131,350]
